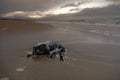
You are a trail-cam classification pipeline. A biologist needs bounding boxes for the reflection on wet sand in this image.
[0,20,120,80]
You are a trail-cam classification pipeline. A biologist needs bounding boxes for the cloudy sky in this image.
[0,0,120,20]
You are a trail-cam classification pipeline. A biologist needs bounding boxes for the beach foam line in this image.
[16,68,24,72]
[90,30,120,37]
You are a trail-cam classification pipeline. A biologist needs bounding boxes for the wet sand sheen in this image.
[0,20,120,80]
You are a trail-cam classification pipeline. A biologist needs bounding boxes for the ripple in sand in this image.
[64,62,70,64]
[71,58,78,61]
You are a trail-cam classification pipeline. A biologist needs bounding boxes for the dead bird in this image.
[27,41,67,61]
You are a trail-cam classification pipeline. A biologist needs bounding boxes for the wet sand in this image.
[0,20,120,80]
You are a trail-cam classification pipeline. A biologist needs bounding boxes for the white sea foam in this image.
[16,68,24,72]
[90,30,120,37]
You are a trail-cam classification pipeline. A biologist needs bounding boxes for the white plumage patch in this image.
[25,51,32,55]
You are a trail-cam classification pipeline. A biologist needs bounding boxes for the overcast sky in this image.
[0,0,120,19]
[0,0,68,13]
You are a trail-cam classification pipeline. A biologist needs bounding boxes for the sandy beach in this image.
[0,20,120,80]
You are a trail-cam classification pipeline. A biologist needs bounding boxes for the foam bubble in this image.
[16,68,24,72]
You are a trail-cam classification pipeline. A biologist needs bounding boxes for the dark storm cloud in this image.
[0,0,68,13]
[107,0,120,1]
[78,4,120,15]
[69,8,80,12]
[61,1,85,8]
[41,4,120,22]
[0,0,120,19]
[0,0,120,14]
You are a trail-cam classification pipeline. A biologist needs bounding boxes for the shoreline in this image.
[0,20,120,80]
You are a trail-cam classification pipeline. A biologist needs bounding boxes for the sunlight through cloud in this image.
[1,0,116,19]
